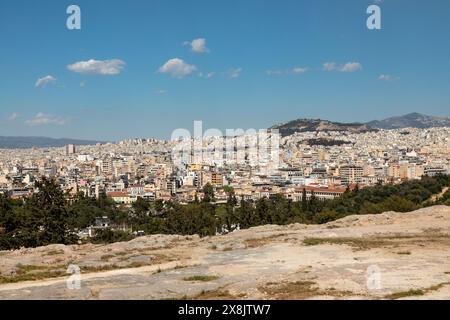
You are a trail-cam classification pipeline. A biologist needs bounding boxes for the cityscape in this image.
[1,121,449,212]
[1,0,450,307]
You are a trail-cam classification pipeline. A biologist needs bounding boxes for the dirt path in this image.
[430,187,449,202]
[0,259,201,292]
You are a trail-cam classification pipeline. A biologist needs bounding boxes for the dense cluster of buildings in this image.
[1,127,449,205]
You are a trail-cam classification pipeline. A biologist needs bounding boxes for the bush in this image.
[314,209,338,224]
[91,229,134,244]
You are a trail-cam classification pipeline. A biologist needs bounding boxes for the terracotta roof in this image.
[107,191,129,197]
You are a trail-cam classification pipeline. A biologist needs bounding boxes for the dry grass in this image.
[192,288,246,300]
[183,275,220,282]
[385,282,450,300]
[385,289,425,299]
[302,237,392,250]
[100,254,115,261]
[302,234,450,251]
[43,249,65,256]
[0,270,67,284]
[244,234,288,248]
[258,280,353,300]
[0,264,67,284]
[113,251,129,257]
[16,264,51,273]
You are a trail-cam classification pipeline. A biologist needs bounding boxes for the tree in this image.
[91,229,133,244]
[31,177,77,245]
[314,209,338,224]
[236,199,255,229]
[301,188,308,212]
[132,197,150,227]
[202,183,215,203]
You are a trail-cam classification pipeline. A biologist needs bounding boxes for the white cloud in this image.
[323,61,362,72]
[267,67,308,76]
[323,62,337,71]
[378,74,399,81]
[198,72,215,79]
[228,68,242,79]
[156,89,167,95]
[339,62,362,72]
[35,75,56,88]
[184,38,209,53]
[8,113,19,121]
[25,113,67,126]
[158,58,197,78]
[378,74,391,81]
[266,70,283,76]
[291,67,308,74]
[67,59,125,75]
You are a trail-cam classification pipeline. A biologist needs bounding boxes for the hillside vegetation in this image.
[1,175,449,250]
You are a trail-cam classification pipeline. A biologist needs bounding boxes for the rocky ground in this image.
[1,205,450,300]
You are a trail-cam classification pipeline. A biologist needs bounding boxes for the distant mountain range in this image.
[1,113,449,148]
[367,113,450,130]
[271,113,450,137]
[0,136,105,149]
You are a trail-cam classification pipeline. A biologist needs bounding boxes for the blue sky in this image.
[0,0,449,140]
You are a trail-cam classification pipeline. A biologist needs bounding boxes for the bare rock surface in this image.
[1,206,450,300]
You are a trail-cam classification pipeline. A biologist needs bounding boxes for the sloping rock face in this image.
[1,206,450,300]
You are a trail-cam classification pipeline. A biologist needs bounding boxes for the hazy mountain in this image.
[0,136,106,149]
[270,119,375,137]
[271,113,450,137]
[367,113,450,130]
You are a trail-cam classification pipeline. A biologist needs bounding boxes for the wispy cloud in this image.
[323,61,362,72]
[67,59,125,75]
[340,62,362,72]
[25,113,68,126]
[267,67,308,76]
[35,75,56,88]
[378,74,399,81]
[266,70,283,76]
[291,67,308,74]
[158,58,197,78]
[227,68,242,79]
[184,38,209,53]
[155,89,167,95]
[323,62,337,71]
[7,113,19,121]
[198,72,215,79]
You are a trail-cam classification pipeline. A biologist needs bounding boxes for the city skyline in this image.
[1,0,450,141]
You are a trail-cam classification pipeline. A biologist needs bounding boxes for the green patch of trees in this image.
[1,175,449,250]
